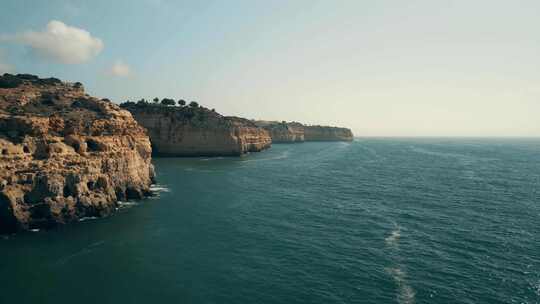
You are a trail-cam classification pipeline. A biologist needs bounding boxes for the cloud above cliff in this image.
[1,20,103,64]
[108,60,132,77]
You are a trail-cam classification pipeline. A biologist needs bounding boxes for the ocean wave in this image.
[55,241,105,265]
[385,226,401,246]
[150,184,170,193]
[409,146,471,160]
[117,201,139,208]
[241,151,290,163]
[200,157,224,161]
[408,145,497,164]
[386,267,416,304]
[79,216,98,222]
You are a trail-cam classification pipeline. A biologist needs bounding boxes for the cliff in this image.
[304,125,354,141]
[121,103,271,156]
[0,74,155,233]
[255,121,305,143]
[255,121,353,143]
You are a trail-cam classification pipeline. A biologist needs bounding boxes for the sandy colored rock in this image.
[303,125,354,141]
[255,121,353,143]
[122,104,271,156]
[0,74,155,233]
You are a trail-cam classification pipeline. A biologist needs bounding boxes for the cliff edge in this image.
[0,74,155,233]
[255,121,353,143]
[121,102,271,156]
[304,125,354,141]
[255,121,305,143]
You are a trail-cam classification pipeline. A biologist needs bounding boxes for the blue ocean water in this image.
[1,138,539,303]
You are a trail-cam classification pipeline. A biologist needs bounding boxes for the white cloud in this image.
[109,60,131,77]
[2,20,103,64]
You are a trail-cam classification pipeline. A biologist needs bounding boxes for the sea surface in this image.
[1,138,539,304]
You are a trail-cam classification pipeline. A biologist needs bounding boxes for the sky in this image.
[0,0,539,137]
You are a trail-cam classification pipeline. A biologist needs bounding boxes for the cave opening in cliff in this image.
[86,139,100,152]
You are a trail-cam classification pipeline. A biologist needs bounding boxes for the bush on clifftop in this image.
[161,98,176,106]
[0,74,23,88]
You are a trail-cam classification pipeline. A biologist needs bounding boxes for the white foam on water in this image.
[117,201,139,208]
[79,216,98,222]
[150,185,170,193]
[200,157,224,161]
[385,225,401,246]
[386,267,416,304]
[30,228,40,232]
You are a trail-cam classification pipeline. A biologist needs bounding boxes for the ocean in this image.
[1,138,539,303]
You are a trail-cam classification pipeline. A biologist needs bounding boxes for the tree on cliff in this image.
[0,74,23,88]
[161,98,176,106]
[153,97,159,104]
[189,101,199,108]
[177,99,186,106]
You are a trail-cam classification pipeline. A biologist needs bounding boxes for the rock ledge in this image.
[0,74,155,233]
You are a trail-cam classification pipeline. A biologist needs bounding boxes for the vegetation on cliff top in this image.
[0,73,63,89]
[119,98,251,128]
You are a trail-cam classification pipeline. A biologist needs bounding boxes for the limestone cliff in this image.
[121,103,271,156]
[255,121,305,143]
[304,125,354,141]
[0,74,155,233]
[255,121,353,142]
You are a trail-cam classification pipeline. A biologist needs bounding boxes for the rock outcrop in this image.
[0,74,155,233]
[303,125,354,141]
[121,103,272,156]
[255,121,305,143]
[255,121,353,143]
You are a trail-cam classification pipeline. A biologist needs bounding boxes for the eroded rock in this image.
[121,103,272,156]
[0,74,155,233]
[255,121,353,142]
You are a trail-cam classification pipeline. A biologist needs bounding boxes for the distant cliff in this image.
[255,121,305,143]
[121,102,271,156]
[304,125,354,141]
[0,74,155,233]
[255,121,353,143]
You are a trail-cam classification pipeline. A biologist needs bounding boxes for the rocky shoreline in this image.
[0,73,353,233]
[120,104,354,154]
[255,121,354,143]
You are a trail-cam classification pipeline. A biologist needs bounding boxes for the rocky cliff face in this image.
[0,74,155,233]
[255,121,305,143]
[303,125,354,141]
[255,121,353,143]
[122,104,271,156]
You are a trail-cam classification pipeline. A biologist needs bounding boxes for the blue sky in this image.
[1,0,540,136]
